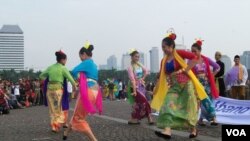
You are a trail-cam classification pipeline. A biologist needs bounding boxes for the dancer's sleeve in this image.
[39,68,49,80]
[208,58,220,72]
[63,67,76,86]
[71,61,88,79]
[176,50,198,60]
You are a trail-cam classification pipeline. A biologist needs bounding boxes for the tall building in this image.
[121,52,146,70]
[0,25,24,71]
[221,55,232,73]
[240,51,250,70]
[149,47,159,73]
[107,55,117,70]
[121,53,130,70]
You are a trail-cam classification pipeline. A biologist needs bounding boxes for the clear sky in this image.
[1,0,250,70]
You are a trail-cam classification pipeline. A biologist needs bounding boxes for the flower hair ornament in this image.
[56,49,65,55]
[165,28,177,40]
[84,40,91,49]
[128,48,138,55]
[195,38,204,46]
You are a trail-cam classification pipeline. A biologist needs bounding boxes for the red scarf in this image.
[202,55,219,99]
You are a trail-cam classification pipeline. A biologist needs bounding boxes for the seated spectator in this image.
[0,88,10,115]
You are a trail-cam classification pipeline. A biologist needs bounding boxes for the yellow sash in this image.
[151,50,208,111]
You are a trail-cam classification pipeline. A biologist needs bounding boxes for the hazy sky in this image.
[1,0,250,70]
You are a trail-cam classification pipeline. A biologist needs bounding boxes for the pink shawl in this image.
[79,72,103,115]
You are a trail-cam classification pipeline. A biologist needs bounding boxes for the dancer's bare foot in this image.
[128,118,140,124]
[189,128,198,138]
[211,118,218,126]
[148,116,154,125]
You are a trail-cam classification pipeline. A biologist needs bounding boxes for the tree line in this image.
[0,69,158,84]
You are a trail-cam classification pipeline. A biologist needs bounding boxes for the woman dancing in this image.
[127,49,154,125]
[63,42,102,141]
[152,31,208,139]
[40,50,76,133]
[191,39,220,126]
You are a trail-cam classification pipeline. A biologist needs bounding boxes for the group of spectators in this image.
[101,79,156,102]
[0,78,43,115]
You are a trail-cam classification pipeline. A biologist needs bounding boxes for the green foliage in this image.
[0,69,41,82]
[98,69,128,84]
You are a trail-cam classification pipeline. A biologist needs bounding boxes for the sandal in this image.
[155,131,171,139]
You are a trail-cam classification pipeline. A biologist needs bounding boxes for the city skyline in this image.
[1,0,250,71]
[0,24,249,73]
[107,55,117,70]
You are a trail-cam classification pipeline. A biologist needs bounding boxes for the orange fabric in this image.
[238,64,243,81]
[51,123,60,132]
[63,110,69,124]
[70,89,97,133]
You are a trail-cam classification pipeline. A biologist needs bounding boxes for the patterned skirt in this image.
[130,83,151,120]
[157,73,198,129]
[46,84,65,131]
[198,76,216,121]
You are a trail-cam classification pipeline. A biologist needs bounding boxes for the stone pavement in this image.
[0,99,221,141]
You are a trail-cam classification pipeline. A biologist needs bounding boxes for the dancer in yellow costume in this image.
[152,30,208,139]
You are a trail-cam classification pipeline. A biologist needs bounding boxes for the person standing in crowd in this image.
[108,80,115,101]
[127,49,154,125]
[39,79,44,105]
[33,79,41,106]
[14,82,20,103]
[13,82,23,108]
[63,42,102,141]
[123,82,127,101]
[152,31,208,139]
[40,50,76,133]
[214,51,226,97]
[117,79,124,101]
[191,39,220,126]
[225,55,248,100]
[19,79,26,106]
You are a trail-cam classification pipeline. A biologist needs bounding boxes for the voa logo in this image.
[226,129,246,136]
